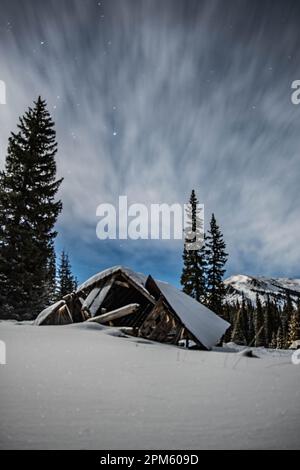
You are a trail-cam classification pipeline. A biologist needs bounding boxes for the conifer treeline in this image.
[181,190,300,350]
[226,294,300,349]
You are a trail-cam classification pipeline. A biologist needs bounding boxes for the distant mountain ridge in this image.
[224,275,300,307]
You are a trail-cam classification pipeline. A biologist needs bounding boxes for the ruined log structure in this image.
[35,266,229,350]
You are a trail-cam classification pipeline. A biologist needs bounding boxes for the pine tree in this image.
[283,293,294,324]
[270,332,277,349]
[248,308,255,346]
[181,190,206,303]
[222,302,232,342]
[268,299,281,344]
[205,213,228,314]
[288,310,300,346]
[240,294,249,344]
[276,325,284,349]
[57,250,77,298]
[0,97,63,318]
[264,295,272,347]
[255,294,266,347]
[47,243,57,303]
[231,308,246,345]
[282,293,294,346]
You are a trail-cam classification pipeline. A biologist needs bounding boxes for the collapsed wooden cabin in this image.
[35,266,230,350]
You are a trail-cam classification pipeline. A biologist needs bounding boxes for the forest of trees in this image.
[224,293,300,349]
[181,190,300,349]
[0,97,76,320]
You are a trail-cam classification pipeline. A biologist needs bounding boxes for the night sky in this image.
[0,0,300,285]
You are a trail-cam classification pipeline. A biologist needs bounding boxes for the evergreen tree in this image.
[288,310,300,346]
[231,308,246,345]
[268,299,281,344]
[276,325,284,349]
[181,190,206,303]
[240,294,249,344]
[264,295,272,347]
[297,298,300,315]
[47,242,57,303]
[0,97,62,318]
[283,293,294,323]
[57,250,77,298]
[270,332,277,349]
[255,294,266,347]
[282,293,294,346]
[205,213,228,314]
[248,308,255,346]
[222,302,232,342]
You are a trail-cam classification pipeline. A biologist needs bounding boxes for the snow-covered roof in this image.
[152,279,230,350]
[77,265,149,294]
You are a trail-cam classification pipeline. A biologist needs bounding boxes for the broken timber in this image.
[87,303,140,324]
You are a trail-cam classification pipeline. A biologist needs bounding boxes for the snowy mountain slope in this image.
[224,275,300,306]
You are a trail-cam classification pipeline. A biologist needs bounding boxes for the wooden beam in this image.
[115,280,130,289]
[57,304,73,324]
[86,303,140,324]
[89,277,116,317]
[82,287,101,310]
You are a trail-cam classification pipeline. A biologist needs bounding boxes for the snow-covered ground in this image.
[0,321,300,450]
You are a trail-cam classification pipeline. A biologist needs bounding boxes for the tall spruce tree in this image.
[47,242,57,304]
[181,190,206,303]
[205,213,228,314]
[282,293,294,341]
[0,97,62,318]
[231,308,246,345]
[268,298,281,345]
[255,294,266,347]
[222,302,232,342]
[57,250,77,298]
[248,306,255,345]
[270,332,277,349]
[240,294,249,344]
[288,309,300,346]
[264,295,272,347]
[276,325,284,349]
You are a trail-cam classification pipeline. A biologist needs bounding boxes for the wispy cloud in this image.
[0,0,300,282]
